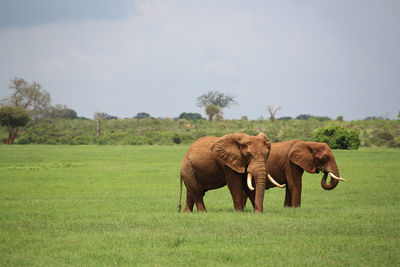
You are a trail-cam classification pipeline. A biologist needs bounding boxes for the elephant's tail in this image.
[178,174,183,212]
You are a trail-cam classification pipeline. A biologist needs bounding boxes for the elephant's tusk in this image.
[268,174,285,188]
[329,172,347,182]
[247,173,255,191]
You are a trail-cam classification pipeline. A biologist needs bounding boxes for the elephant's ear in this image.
[211,133,248,173]
[257,132,271,151]
[288,141,316,173]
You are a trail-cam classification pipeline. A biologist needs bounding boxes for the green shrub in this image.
[313,124,360,150]
[388,139,400,148]
[128,136,148,145]
[172,134,182,144]
[45,138,57,145]
[73,136,91,145]
[96,136,111,145]
[17,136,31,144]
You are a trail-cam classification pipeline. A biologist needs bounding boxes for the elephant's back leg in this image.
[183,190,195,212]
[182,176,206,212]
[181,161,207,212]
[183,176,206,212]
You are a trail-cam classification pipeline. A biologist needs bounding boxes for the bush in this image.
[96,136,111,145]
[388,139,400,148]
[73,136,91,145]
[313,124,360,150]
[128,135,148,145]
[17,136,31,144]
[172,134,181,144]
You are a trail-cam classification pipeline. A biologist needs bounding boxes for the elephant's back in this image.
[184,136,218,161]
[270,139,300,158]
[181,136,223,184]
[190,136,218,150]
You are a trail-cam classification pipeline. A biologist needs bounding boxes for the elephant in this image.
[178,132,284,213]
[265,139,347,207]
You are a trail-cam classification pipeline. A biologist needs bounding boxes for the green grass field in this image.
[0,145,399,266]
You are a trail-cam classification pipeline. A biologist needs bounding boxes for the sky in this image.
[0,0,399,120]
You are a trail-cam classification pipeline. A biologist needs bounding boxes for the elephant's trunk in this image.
[321,171,340,190]
[254,174,266,213]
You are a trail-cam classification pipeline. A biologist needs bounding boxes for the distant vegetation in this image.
[1,78,399,148]
[1,116,398,148]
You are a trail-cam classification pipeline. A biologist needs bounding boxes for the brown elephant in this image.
[265,140,346,207]
[178,132,283,213]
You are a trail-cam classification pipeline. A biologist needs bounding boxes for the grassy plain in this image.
[0,145,399,266]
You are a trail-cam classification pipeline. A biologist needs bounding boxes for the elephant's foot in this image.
[182,205,193,213]
[195,201,206,212]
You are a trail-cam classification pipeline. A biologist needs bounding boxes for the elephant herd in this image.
[178,132,346,213]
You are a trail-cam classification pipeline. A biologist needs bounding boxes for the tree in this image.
[296,114,313,120]
[277,116,292,121]
[267,105,281,123]
[398,111,400,118]
[95,112,118,120]
[1,77,51,122]
[1,78,51,142]
[205,104,220,121]
[336,115,344,121]
[364,116,383,121]
[312,116,331,121]
[196,91,237,120]
[50,104,78,119]
[178,112,203,121]
[134,112,151,119]
[0,106,31,144]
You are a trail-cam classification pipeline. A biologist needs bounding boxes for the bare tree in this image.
[94,111,105,136]
[267,105,281,123]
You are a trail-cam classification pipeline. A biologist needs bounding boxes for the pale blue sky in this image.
[0,0,399,120]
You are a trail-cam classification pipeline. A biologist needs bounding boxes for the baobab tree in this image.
[205,104,220,121]
[197,91,237,121]
[267,105,281,123]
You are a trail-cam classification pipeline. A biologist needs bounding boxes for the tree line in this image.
[1,77,399,147]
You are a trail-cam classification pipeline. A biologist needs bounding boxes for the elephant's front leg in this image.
[243,184,255,209]
[284,186,292,207]
[285,163,303,207]
[224,166,246,211]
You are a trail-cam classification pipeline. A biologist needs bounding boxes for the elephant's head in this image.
[288,141,346,190]
[211,132,273,213]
